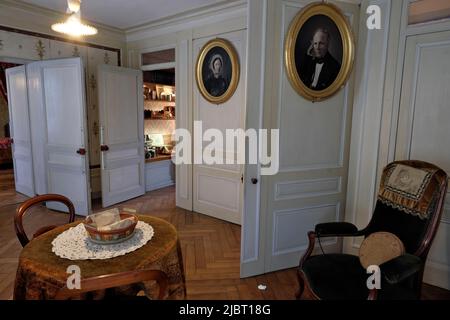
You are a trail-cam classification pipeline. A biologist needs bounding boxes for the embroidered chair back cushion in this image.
[364,161,447,255]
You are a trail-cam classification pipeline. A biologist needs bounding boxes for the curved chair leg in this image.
[297,231,316,299]
[296,270,304,299]
[296,271,319,300]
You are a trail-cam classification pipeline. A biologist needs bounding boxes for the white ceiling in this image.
[20,0,225,29]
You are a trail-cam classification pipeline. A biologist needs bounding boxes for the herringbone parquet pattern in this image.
[1,168,449,300]
[0,169,298,300]
[96,188,298,300]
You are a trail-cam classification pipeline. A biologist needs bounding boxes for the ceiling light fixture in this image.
[51,0,97,37]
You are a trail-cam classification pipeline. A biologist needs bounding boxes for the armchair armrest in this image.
[315,222,361,237]
[380,254,422,284]
[299,223,362,269]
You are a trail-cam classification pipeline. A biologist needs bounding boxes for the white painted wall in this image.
[126,0,248,214]
[252,0,359,275]
[126,0,363,278]
[344,0,398,253]
[344,0,450,290]
[4,0,448,287]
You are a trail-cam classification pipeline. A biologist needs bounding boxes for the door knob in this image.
[100,145,109,152]
[76,148,86,155]
[251,178,258,184]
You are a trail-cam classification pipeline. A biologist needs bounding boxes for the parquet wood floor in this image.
[1,169,449,300]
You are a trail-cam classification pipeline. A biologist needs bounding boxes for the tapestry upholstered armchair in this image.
[297,160,448,300]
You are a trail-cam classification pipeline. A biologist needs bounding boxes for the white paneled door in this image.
[396,30,450,289]
[5,65,35,197]
[262,1,359,273]
[192,30,247,225]
[36,58,91,215]
[98,65,145,208]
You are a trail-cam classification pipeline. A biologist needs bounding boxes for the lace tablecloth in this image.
[51,221,154,260]
[14,215,186,300]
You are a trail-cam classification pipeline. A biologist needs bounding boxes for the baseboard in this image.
[423,260,450,290]
[146,181,175,192]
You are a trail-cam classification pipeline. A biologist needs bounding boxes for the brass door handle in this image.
[100,145,109,152]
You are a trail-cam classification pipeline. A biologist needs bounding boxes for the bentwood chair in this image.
[14,194,76,247]
[297,160,448,300]
[55,269,169,300]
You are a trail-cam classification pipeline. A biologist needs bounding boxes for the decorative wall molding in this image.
[175,39,190,205]
[277,2,351,173]
[0,25,121,65]
[272,203,340,256]
[259,0,359,274]
[344,0,392,252]
[275,177,342,201]
[126,0,247,42]
[404,41,450,160]
[196,173,240,212]
[406,17,450,36]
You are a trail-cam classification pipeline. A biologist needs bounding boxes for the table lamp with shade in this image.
[149,133,165,147]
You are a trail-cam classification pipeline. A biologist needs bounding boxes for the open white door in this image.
[5,65,35,197]
[98,65,145,207]
[192,30,247,225]
[27,58,91,215]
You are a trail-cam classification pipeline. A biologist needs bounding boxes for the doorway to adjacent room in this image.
[141,48,177,195]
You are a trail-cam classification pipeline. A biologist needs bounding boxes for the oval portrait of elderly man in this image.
[196,38,240,104]
[285,3,355,101]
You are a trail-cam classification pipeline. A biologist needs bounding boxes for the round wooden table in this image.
[14,215,186,300]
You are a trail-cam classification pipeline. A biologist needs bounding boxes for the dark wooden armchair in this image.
[297,160,448,300]
[55,269,169,300]
[14,194,75,247]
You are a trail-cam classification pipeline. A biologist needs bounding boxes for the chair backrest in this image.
[363,160,448,258]
[54,269,169,300]
[14,194,75,247]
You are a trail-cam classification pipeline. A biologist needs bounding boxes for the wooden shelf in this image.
[143,82,175,102]
[145,99,175,102]
[145,155,172,163]
[145,118,175,120]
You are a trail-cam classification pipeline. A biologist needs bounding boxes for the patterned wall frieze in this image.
[0,25,121,66]
[104,51,110,64]
[1,26,119,170]
[72,46,80,57]
[93,121,99,136]
[35,39,45,60]
[89,74,96,90]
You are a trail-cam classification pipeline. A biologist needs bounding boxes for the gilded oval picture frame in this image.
[285,2,355,101]
[196,38,240,104]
